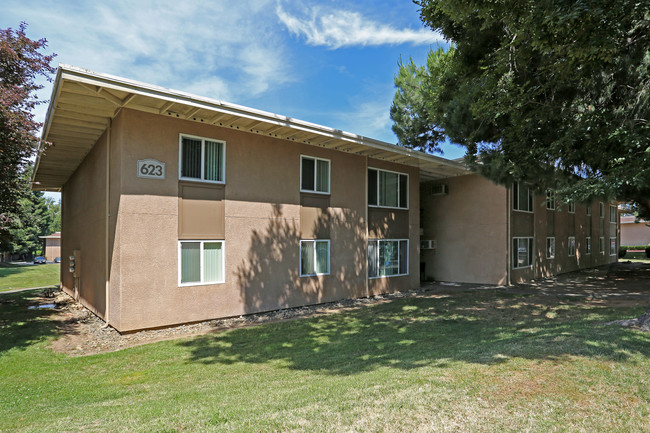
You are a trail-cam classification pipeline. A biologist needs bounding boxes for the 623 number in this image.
[140,163,163,177]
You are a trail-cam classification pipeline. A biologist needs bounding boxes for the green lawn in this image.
[1,286,649,432]
[0,263,60,292]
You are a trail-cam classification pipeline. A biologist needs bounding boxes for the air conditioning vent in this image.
[420,240,436,250]
[431,183,448,196]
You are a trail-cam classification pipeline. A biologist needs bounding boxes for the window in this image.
[513,182,534,212]
[512,237,533,269]
[609,206,617,223]
[609,237,617,256]
[300,240,330,276]
[179,240,224,286]
[599,202,604,218]
[368,168,408,209]
[368,239,408,278]
[546,190,555,210]
[546,237,555,259]
[586,205,592,216]
[179,135,225,183]
[586,237,592,255]
[599,237,605,254]
[568,236,576,257]
[300,156,330,194]
[568,201,575,213]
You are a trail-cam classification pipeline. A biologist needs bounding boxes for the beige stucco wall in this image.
[92,109,419,331]
[420,174,508,285]
[620,222,650,246]
[61,130,109,320]
[510,197,618,283]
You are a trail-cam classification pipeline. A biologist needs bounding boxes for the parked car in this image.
[54,257,61,263]
[34,256,47,264]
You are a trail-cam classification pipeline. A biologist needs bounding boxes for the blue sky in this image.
[4,0,465,196]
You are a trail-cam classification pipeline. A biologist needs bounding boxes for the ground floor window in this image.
[179,240,225,285]
[300,240,330,276]
[609,237,617,256]
[599,237,605,254]
[586,237,592,255]
[546,237,555,259]
[513,237,533,269]
[568,236,576,257]
[368,239,408,278]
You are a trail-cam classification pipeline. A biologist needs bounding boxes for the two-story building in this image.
[33,65,618,332]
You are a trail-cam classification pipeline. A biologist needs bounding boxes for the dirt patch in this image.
[31,261,650,356]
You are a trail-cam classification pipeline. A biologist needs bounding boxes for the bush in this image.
[618,247,627,258]
[646,246,650,258]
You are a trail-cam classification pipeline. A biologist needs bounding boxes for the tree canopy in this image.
[391,1,650,217]
[0,23,55,227]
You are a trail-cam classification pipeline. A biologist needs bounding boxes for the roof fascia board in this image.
[56,64,467,173]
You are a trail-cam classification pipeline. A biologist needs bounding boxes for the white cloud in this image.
[6,0,293,102]
[276,4,444,48]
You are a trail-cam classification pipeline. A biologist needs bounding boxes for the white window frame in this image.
[368,239,409,278]
[599,202,604,218]
[178,240,225,287]
[609,237,617,256]
[512,237,534,269]
[546,190,555,210]
[568,236,576,257]
[300,155,330,195]
[178,134,226,184]
[599,237,605,254]
[568,201,575,213]
[609,206,617,224]
[513,182,534,213]
[299,240,330,277]
[368,167,409,210]
[546,237,555,259]
[586,237,592,255]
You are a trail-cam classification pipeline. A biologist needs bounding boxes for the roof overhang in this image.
[33,64,468,190]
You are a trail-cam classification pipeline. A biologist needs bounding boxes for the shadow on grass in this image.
[179,289,650,375]
[0,290,64,354]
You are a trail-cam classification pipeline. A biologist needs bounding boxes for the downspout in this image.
[104,118,112,328]
[365,155,369,298]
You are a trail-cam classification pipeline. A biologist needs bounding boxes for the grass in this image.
[0,263,60,292]
[1,287,650,432]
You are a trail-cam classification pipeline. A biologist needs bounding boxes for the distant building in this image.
[39,232,61,261]
[620,215,650,246]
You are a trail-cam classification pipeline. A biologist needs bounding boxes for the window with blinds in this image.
[367,239,408,278]
[300,156,330,194]
[179,240,224,286]
[300,240,330,276]
[180,134,225,183]
[368,168,408,209]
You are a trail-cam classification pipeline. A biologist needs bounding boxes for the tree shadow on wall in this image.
[234,203,366,315]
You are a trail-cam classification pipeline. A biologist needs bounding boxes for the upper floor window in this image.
[568,201,575,213]
[546,190,555,210]
[300,156,330,194]
[179,134,225,183]
[368,168,408,209]
[609,206,617,223]
[599,202,604,218]
[513,182,533,212]
[586,204,592,216]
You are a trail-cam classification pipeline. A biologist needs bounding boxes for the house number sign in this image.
[137,159,166,179]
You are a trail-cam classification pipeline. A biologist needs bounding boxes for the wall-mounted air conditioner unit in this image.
[420,239,437,250]
[431,183,449,196]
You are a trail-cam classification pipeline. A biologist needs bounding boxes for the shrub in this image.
[618,247,627,258]
[646,246,650,258]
